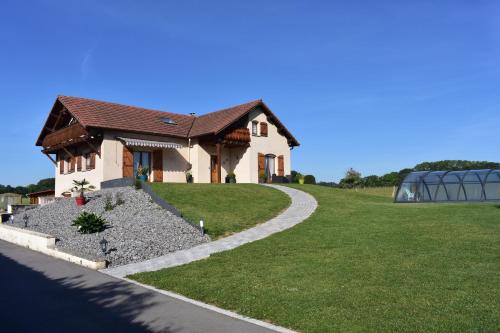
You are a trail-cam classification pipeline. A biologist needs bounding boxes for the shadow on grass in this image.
[0,253,180,333]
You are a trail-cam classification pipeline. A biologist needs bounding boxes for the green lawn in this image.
[149,183,290,238]
[346,186,395,198]
[131,185,500,332]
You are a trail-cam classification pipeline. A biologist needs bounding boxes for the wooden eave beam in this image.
[43,152,57,165]
[62,147,74,158]
[51,107,66,131]
[84,140,101,157]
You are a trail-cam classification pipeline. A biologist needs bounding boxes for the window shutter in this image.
[260,122,268,137]
[59,153,64,174]
[152,150,163,182]
[278,155,284,176]
[77,155,82,171]
[69,156,75,173]
[89,152,96,170]
[258,153,265,176]
[122,146,134,177]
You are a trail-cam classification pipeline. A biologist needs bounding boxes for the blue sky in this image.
[1,0,500,185]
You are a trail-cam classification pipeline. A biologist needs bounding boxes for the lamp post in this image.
[199,219,204,236]
[100,237,108,255]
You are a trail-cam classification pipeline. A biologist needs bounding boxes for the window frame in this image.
[251,121,258,136]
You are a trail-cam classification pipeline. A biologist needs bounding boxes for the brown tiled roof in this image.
[27,189,55,197]
[37,96,299,147]
[57,95,195,138]
[189,99,262,137]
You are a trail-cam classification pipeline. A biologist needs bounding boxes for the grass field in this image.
[149,183,290,238]
[132,184,500,332]
[345,186,395,198]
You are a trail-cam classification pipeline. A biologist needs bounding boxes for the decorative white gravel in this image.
[11,187,209,267]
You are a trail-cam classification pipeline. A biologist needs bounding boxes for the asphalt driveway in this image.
[0,240,279,333]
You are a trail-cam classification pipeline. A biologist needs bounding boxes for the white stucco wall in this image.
[190,108,292,183]
[55,131,191,196]
[100,131,190,183]
[245,108,292,183]
[54,152,104,197]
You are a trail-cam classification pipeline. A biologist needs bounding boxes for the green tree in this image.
[339,168,362,189]
[362,175,381,187]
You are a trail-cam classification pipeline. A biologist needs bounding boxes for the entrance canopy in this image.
[395,169,500,203]
[117,137,183,149]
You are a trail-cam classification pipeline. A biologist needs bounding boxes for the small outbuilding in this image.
[27,189,56,205]
[0,193,22,211]
[395,169,500,203]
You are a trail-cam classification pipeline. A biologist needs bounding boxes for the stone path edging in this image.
[101,185,317,278]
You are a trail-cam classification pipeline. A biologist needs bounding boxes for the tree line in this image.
[337,160,500,189]
[0,178,55,196]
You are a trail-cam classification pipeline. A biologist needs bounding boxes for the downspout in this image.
[188,138,191,166]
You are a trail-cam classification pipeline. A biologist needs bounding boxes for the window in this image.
[161,117,177,125]
[133,151,151,176]
[67,156,74,173]
[265,154,276,179]
[84,153,91,170]
[83,152,96,170]
[260,122,268,137]
[252,121,258,136]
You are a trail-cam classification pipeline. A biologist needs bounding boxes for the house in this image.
[36,96,300,196]
[0,193,22,211]
[27,189,56,205]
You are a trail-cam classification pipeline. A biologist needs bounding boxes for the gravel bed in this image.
[10,187,209,267]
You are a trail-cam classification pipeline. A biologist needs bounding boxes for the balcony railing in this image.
[42,123,89,149]
[223,128,251,145]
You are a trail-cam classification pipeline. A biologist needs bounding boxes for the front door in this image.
[210,155,219,183]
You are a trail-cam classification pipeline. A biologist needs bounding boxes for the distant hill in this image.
[0,178,55,196]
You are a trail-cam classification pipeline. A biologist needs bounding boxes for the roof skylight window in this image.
[161,117,177,125]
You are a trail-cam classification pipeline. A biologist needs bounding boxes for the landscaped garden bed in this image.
[131,185,500,332]
[9,187,209,267]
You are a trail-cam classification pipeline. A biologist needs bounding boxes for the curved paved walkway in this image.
[102,185,317,278]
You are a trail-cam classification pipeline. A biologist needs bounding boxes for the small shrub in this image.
[104,194,114,211]
[304,175,316,184]
[134,179,142,190]
[115,192,125,206]
[186,171,193,183]
[72,211,107,234]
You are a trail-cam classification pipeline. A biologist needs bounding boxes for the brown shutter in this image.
[258,153,265,176]
[69,156,75,173]
[122,146,134,177]
[89,152,96,170]
[77,155,82,171]
[277,155,284,176]
[152,150,163,182]
[59,153,64,174]
[260,122,268,136]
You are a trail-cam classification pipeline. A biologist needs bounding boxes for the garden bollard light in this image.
[199,220,204,236]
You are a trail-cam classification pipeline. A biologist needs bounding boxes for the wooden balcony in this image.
[222,128,251,146]
[42,123,89,150]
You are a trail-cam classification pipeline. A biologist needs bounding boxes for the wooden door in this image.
[123,146,134,177]
[152,150,163,182]
[277,155,284,176]
[210,155,219,183]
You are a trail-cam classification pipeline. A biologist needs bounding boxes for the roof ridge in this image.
[58,95,192,119]
[196,99,262,119]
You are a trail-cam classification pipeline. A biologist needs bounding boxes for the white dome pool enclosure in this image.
[395,169,500,203]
